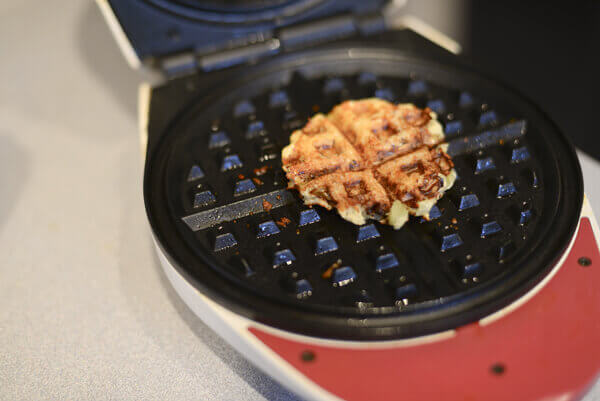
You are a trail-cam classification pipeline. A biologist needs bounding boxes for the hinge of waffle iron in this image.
[159,12,386,79]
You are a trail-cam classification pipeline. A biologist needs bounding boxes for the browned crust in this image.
[282,114,364,184]
[302,171,391,219]
[374,147,454,209]
[328,100,442,166]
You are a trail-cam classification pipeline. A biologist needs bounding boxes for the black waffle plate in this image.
[145,47,582,339]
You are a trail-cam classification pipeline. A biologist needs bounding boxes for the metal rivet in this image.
[301,350,316,362]
[578,257,592,267]
[490,363,505,375]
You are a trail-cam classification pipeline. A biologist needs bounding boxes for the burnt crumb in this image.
[276,217,291,228]
[254,165,270,176]
[321,259,343,279]
[262,199,273,212]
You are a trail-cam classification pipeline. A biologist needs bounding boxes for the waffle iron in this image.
[98,1,600,399]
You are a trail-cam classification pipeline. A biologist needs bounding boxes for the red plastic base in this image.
[250,218,600,401]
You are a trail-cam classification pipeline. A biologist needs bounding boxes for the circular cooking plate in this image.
[145,48,583,339]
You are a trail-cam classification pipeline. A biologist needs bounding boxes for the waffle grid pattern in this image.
[172,71,544,311]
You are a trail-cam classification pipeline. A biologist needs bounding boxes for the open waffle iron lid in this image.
[105,0,386,65]
[105,1,584,340]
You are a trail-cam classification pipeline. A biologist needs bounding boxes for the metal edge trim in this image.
[95,0,142,69]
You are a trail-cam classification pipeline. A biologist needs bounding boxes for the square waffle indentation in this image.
[315,237,338,255]
[395,284,418,305]
[299,209,320,226]
[221,154,243,171]
[273,249,296,268]
[441,233,463,251]
[479,110,498,126]
[294,279,312,298]
[194,191,216,208]
[374,88,395,102]
[375,253,399,272]
[214,233,237,251]
[481,221,502,238]
[407,80,428,95]
[257,221,280,238]
[332,266,357,287]
[209,131,231,149]
[246,120,266,139]
[234,100,255,117]
[356,224,380,242]
[187,165,205,182]
[458,194,480,211]
[445,120,462,137]
[323,78,345,94]
[269,90,289,108]
[234,179,256,196]
[511,146,531,163]
[475,157,496,174]
[497,182,517,198]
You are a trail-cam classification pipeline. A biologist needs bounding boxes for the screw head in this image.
[490,363,505,375]
[578,257,592,267]
[301,350,316,362]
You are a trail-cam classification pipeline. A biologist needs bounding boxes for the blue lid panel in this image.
[107,0,386,62]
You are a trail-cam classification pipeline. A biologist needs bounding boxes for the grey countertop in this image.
[1,1,599,400]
